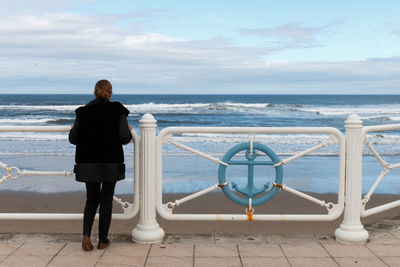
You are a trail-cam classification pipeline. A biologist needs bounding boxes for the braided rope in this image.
[1,160,133,210]
[274,136,338,167]
[113,196,134,214]
[0,161,20,184]
[362,137,400,205]
[0,160,75,184]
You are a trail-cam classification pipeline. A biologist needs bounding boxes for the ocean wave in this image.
[0,131,400,145]
[174,132,400,145]
[0,132,68,141]
[365,134,400,144]
[174,133,332,144]
[128,102,400,117]
[1,102,400,118]
[46,118,75,124]
[0,102,271,113]
[0,118,58,124]
[0,105,80,111]
[360,115,392,121]
[296,105,400,116]
[0,102,313,115]
[0,117,75,126]
[125,102,273,114]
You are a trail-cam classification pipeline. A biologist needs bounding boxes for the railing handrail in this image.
[156,125,346,222]
[0,126,140,220]
[158,125,344,136]
[360,122,400,218]
[363,123,400,134]
[2,114,400,244]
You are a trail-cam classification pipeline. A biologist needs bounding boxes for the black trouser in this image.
[83,182,116,242]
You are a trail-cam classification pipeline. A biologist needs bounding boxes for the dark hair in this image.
[94,80,112,99]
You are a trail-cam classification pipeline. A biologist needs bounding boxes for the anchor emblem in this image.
[218,142,283,207]
[231,149,271,198]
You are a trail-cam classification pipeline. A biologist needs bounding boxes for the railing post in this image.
[132,114,165,243]
[335,114,369,243]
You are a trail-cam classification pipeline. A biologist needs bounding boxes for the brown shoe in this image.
[82,236,93,251]
[97,240,110,249]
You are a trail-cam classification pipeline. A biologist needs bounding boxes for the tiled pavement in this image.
[1,219,400,266]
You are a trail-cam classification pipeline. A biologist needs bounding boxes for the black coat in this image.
[69,98,132,182]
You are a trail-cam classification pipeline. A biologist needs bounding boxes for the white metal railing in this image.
[361,123,400,217]
[0,126,140,220]
[3,113,400,245]
[335,115,400,244]
[155,127,345,222]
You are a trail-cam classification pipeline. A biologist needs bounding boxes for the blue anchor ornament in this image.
[218,142,283,207]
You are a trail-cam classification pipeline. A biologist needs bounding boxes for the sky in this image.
[0,0,400,94]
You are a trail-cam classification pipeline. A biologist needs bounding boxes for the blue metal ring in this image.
[218,142,283,206]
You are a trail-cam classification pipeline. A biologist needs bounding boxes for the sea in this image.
[0,94,400,195]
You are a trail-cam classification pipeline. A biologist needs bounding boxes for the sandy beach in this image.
[0,191,399,236]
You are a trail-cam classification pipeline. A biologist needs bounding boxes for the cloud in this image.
[0,7,398,94]
[237,23,336,48]
[0,11,276,90]
[392,29,400,36]
[1,0,97,13]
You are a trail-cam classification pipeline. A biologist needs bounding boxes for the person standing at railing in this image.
[69,79,132,251]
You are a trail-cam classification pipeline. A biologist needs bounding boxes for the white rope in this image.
[274,183,335,211]
[168,138,228,166]
[362,168,390,206]
[1,160,133,212]
[0,161,8,169]
[113,196,134,214]
[389,163,400,169]
[274,137,337,167]
[21,170,73,177]
[166,183,225,210]
[0,161,20,184]
[364,139,389,168]
[0,160,74,184]
[362,137,400,205]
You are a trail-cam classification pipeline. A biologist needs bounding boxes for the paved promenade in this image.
[1,218,400,266]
